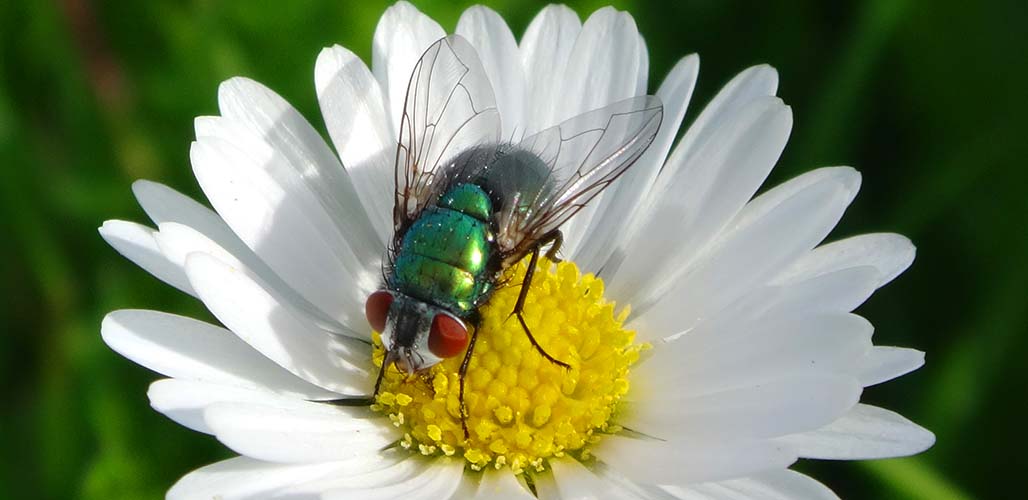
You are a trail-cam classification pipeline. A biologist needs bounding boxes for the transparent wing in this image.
[393,35,501,234]
[495,96,663,261]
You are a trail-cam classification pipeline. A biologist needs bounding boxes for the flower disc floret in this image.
[373,258,645,473]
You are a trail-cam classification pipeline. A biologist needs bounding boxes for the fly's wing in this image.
[393,35,501,236]
[495,96,663,261]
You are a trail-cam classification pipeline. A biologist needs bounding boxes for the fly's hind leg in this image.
[512,230,571,370]
[458,312,482,440]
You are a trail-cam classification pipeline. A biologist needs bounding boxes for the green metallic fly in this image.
[351,35,662,436]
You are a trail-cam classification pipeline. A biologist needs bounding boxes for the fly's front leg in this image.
[513,230,571,370]
[458,313,482,440]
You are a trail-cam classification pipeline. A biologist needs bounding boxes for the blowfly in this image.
[335,35,662,437]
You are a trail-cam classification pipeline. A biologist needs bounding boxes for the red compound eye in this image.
[364,291,393,332]
[428,314,469,358]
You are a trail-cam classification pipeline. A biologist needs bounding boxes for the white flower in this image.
[99,2,934,498]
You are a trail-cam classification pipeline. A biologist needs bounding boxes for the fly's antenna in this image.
[404,349,419,376]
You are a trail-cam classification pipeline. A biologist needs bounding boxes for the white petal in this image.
[204,400,396,464]
[131,180,243,256]
[668,64,779,173]
[541,457,643,500]
[775,403,935,460]
[167,456,357,500]
[532,466,562,500]
[154,221,356,338]
[215,77,381,266]
[730,167,860,232]
[635,313,872,399]
[131,182,345,333]
[457,6,525,138]
[324,460,465,500]
[768,266,882,315]
[601,64,778,283]
[574,54,700,271]
[606,96,791,307]
[185,252,374,395]
[857,346,925,386]
[473,468,534,499]
[592,436,797,487]
[603,64,779,287]
[194,114,379,288]
[622,374,862,440]
[679,266,880,332]
[556,7,641,123]
[753,266,881,317]
[594,467,686,500]
[635,280,876,386]
[557,7,644,252]
[148,379,291,434]
[633,166,857,340]
[668,469,840,500]
[99,220,194,296]
[264,450,414,497]
[292,453,422,493]
[635,33,650,95]
[776,232,916,288]
[372,1,445,135]
[315,45,395,245]
[519,5,581,134]
[103,310,337,398]
[190,137,374,329]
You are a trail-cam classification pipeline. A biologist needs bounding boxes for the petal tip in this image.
[314,45,358,94]
[99,310,122,344]
[130,178,159,197]
[461,4,498,19]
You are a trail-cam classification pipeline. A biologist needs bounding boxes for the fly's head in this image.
[365,291,469,374]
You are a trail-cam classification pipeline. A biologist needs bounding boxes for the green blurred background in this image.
[1,0,1025,498]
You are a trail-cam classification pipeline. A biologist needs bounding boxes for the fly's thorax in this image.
[405,207,492,270]
[390,184,496,313]
[437,183,491,221]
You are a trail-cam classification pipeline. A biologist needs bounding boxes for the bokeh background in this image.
[2,0,1025,498]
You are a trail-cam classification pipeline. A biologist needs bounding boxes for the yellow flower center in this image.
[372,258,645,474]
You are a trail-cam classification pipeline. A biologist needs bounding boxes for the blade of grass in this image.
[861,458,974,500]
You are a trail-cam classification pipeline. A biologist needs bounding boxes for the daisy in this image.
[99,2,934,498]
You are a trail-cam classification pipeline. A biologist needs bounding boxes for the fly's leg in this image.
[544,231,563,262]
[458,313,482,440]
[371,350,391,399]
[513,230,571,370]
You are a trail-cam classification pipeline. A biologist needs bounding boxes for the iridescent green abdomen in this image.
[391,184,495,313]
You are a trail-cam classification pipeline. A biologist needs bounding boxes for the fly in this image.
[332,35,662,438]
